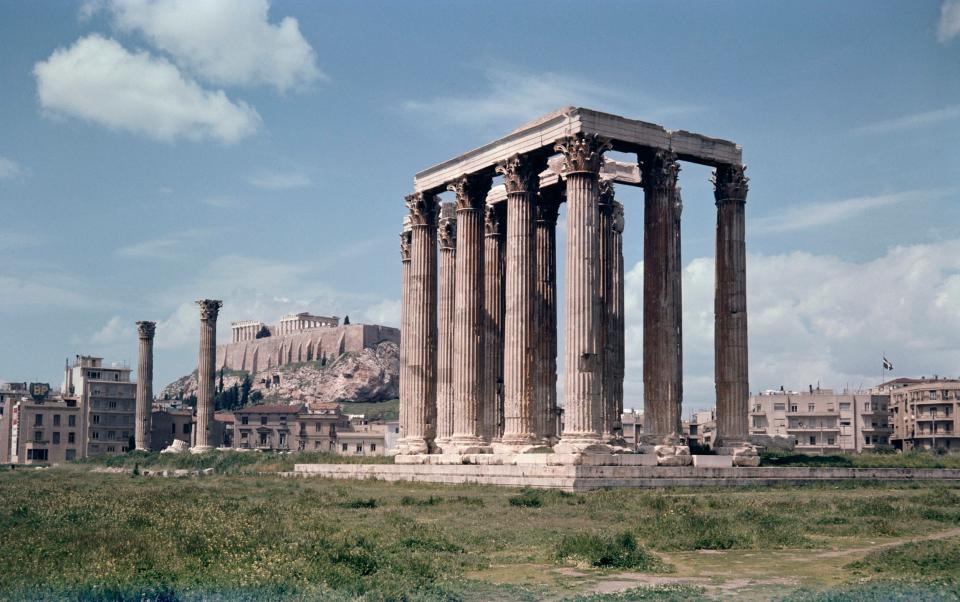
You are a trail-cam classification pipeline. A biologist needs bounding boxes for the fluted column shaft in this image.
[194,299,221,451]
[134,321,156,452]
[557,134,611,452]
[435,204,457,445]
[399,224,412,441]
[598,181,616,439]
[642,152,683,442]
[496,153,544,448]
[482,203,506,441]
[534,193,560,441]
[714,164,750,445]
[450,175,492,449]
[611,201,626,439]
[399,193,438,454]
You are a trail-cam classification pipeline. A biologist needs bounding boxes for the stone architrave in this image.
[494,153,548,451]
[534,189,561,442]
[134,320,156,452]
[192,299,221,453]
[398,192,439,455]
[611,201,626,441]
[482,202,506,441]
[398,220,412,442]
[712,164,758,466]
[435,203,457,449]
[554,134,612,454]
[449,174,493,452]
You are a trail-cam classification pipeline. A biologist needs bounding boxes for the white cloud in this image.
[248,170,312,190]
[751,188,955,233]
[0,275,98,311]
[939,0,960,43]
[99,0,323,91]
[853,104,960,134]
[116,228,210,259]
[91,315,136,345]
[403,67,698,128]
[0,156,25,179]
[34,34,261,144]
[621,240,960,412]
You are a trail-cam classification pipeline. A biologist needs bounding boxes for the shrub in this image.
[341,498,377,509]
[555,531,672,572]
[508,489,543,508]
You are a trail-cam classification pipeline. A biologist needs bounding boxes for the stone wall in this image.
[216,324,399,373]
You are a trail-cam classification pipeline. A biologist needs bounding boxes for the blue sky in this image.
[1,0,958,413]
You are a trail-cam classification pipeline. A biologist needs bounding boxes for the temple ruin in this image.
[397,107,757,466]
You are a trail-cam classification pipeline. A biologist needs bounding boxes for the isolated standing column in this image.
[398,192,439,454]
[598,180,616,439]
[534,190,561,442]
[134,320,156,452]
[555,134,612,453]
[450,174,493,451]
[192,299,221,453]
[435,203,457,449]
[482,202,506,441]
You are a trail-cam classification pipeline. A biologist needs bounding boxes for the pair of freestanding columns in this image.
[398,135,751,454]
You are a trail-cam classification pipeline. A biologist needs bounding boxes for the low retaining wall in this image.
[289,463,960,491]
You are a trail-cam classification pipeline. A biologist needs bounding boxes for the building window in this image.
[34,431,43,442]
[27,449,48,461]
[840,402,851,411]
[53,414,61,426]
[809,436,816,445]
[68,415,76,427]
[108,401,117,409]
[329,441,335,450]
[93,415,100,424]
[315,423,322,432]
[183,424,191,434]
[35,414,43,426]
[92,431,100,440]
[790,405,798,412]
[171,423,177,434]
[260,416,268,426]
[356,444,362,453]
[279,434,287,447]
[864,402,872,411]
[808,403,815,412]
[241,416,249,425]
[342,443,348,452]
[370,443,376,452]
[68,432,75,444]
[65,449,76,461]
[259,433,268,446]
[107,446,115,452]
[827,437,835,445]
[774,403,785,412]
[53,432,60,444]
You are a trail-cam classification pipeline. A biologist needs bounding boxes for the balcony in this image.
[787,426,840,433]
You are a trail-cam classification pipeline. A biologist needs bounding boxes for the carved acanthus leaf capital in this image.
[555,133,612,176]
[641,150,680,192]
[598,179,616,207]
[484,203,505,237]
[405,192,439,226]
[496,154,540,194]
[136,320,156,340]
[448,173,493,211]
[712,164,749,203]
[535,195,561,226]
[612,201,625,234]
[399,230,411,262]
[438,204,457,250]
[196,299,223,322]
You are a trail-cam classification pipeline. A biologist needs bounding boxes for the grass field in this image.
[1,466,960,601]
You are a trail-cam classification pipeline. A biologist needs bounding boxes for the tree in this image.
[240,374,252,406]
[217,369,224,394]
[343,315,350,325]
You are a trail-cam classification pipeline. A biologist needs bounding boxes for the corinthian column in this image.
[534,189,561,442]
[598,180,616,440]
[482,202,506,441]
[192,299,221,453]
[435,203,457,449]
[555,134,611,454]
[398,192,439,455]
[450,174,493,452]
[398,219,412,443]
[134,320,156,452]
[494,153,547,451]
[713,164,758,465]
[611,201,626,441]
[640,152,689,464]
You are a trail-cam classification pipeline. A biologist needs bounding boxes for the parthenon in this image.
[398,107,758,466]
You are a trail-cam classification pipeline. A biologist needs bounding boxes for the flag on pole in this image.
[883,357,894,371]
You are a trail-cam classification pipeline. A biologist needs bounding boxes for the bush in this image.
[508,489,543,508]
[555,531,672,572]
[341,498,377,509]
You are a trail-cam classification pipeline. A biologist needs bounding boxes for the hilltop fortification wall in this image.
[216,324,399,374]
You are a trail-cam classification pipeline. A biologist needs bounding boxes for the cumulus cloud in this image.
[91,315,136,345]
[34,35,261,143]
[939,0,960,43]
[403,67,698,128]
[752,188,955,233]
[0,156,25,179]
[621,240,960,413]
[98,0,323,91]
[248,170,312,190]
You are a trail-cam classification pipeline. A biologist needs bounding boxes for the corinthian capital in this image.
[612,201,625,234]
[535,194,561,226]
[405,192,439,226]
[399,230,411,262]
[196,299,222,322]
[555,133,611,175]
[484,202,505,237]
[712,164,749,204]
[448,173,493,211]
[496,154,540,194]
[438,203,457,250]
[598,179,616,208]
[641,150,680,192]
[136,320,156,340]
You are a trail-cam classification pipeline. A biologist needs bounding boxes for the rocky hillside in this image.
[161,341,399,405]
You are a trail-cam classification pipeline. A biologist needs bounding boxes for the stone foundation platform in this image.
[290,461,960,491]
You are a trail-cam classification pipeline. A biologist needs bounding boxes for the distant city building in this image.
[886,377,960,451]
[685,410,717,448]
[748,388,892,453]
[3,384,83,464]
[150,407,193,452]
[66,355,136,457]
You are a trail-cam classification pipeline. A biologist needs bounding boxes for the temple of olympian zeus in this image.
[397,107,758,466]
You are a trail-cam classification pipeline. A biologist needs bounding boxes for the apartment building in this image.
[66,355,136,456]
[887,378,960,451]
[749,389,891,453]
